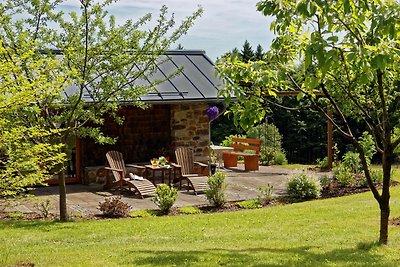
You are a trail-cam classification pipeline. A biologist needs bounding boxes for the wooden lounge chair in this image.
[173,147,209,195]
[105,150,156,198]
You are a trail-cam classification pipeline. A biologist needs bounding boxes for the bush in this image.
[333,164,354,187]
[287,173,321,200]
[98,196,130,218]
[129,209,158,218]
[152,184,178,215]
[34,198,52,218]
[205,171,227,208]
[273,150,288,165]
[319,175,331,189]
[257,184,274,204]
[316,157,329,169]
[177,206,202,214]
[342,151,361,173]
[236,199,262,209]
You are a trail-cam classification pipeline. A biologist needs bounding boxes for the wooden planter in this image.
[223,153,237,168]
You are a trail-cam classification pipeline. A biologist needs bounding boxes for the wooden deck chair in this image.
[173,147,209,195]
[105,150,155,198]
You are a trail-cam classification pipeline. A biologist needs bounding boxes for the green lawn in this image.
[2,188,400,266]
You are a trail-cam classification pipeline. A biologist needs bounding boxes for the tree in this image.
[255,44,264,61]
[218,0,400,244]
[0,0,202,221]
[241,40,255,62]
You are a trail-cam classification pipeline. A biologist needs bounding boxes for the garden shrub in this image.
[342,151,362,173]
[333,163,354,187]
[287,173,321,200]
[152,184,178,215]
[273,150,288,165]
[98,196,130,218]
[205,171,227,208]
[236,199,262,209]
[6,211,24,219]
[129,209,158,218]
[177,206,202,214]
[257,184,274,204]
[319,175,331,189]
[316,157,329,169]
[34,198,51,218]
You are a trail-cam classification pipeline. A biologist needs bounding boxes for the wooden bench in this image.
[222,137,261,171]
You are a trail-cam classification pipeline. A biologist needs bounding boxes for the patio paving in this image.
[4,165,321,216]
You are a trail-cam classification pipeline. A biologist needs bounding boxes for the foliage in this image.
[34,198,52,219]
[5,211,24,219]
[218,0,400,243]
[287,173,321,200]
[205,171,227,208]
[273,150,288,165]
[333,164,354,187]
[236,199,262,209]
[0,0,202,220]
[359,132,377,165]
[316,157,329,169]
[257,184,274,204]
[342,152,362,174]
[152,184,178,215]
[319,175,331,189]
[241,40,255,62]
[177,206,202,214]
[98,196,130,218]
[129,209,158,218]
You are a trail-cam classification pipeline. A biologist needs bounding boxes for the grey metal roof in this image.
[63,50,224,104]
[139,50,223,103]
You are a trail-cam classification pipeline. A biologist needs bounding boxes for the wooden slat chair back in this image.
[106,150,126,182]
[223,138,262,171]
[173,147,209,195]
[175,147,195,175]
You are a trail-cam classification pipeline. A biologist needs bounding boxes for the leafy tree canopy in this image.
[217,0,400,244]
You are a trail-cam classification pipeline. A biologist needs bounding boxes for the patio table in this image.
[210,145,234,168]
[145,164,173,185]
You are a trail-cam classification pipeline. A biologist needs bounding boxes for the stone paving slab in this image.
[2,165,320,216]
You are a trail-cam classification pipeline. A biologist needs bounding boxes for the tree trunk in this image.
[379,150,392,245]
[58,167,68,222]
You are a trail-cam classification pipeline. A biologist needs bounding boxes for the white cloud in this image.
[59,0,275,60]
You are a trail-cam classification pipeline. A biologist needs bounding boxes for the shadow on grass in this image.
[122,245,392,266]
[0,219,77,231]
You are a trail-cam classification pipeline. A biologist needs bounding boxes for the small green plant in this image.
[257,184,274,205]
[177,206,202,214]
[287,173,321,200]
[98,196,130,218]
[6,211,24,219]
[236,199,262,209]
[319,175,331,189]
[316,157,329,169]
[34,198,52,218]
[205,171,227,208]
[152,184,178,215]
[371,169,384,184]
[273,150,288,165]
[333,164,354,187]
[342,151,361,173]
[129,209,158,218]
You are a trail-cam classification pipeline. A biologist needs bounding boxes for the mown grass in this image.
[2,187,400,266]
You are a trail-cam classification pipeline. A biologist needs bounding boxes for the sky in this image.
[60,0,275,61]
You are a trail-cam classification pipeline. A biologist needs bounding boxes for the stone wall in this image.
[170,103,210,162]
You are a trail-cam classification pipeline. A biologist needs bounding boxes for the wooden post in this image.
[327,105,333,169]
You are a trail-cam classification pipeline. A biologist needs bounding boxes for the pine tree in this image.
[255,44,264,60]
[241,40,255,62]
